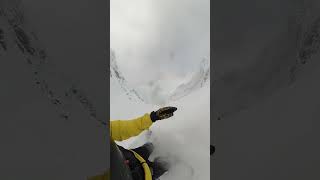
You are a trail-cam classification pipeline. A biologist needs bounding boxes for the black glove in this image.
[210,145,215,155]
[150,106,177,122]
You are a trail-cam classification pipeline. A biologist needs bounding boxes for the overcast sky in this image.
[111,0,210,87]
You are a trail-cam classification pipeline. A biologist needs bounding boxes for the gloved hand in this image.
[150,106,177,122]
[210,145,215,155]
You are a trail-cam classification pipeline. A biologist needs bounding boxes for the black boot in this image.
[150,157,170,180]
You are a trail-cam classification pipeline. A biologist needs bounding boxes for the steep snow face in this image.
[110,49,145,103]
[213,0,320,179]
[0,1,108,179]
[110,50,210,180]
[169,58,210,102]
[111,50,210,106]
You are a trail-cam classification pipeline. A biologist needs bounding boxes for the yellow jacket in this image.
[110,113,153,141]
[89,113,154,180]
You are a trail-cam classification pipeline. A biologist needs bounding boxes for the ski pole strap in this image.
[129,150,152,180]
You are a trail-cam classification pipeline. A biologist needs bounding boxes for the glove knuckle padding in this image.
[154,106,177,120]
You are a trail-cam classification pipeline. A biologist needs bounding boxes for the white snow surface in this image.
[110,0,210,179]
[110,53,210,180]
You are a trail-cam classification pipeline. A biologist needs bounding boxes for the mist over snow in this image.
[110,0,210,179]
[110,0,210,87]
[110,51,210,180]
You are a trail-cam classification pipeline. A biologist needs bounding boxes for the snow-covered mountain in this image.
[110,49,145,103]
[169,58,210,102]
[110,49,210,106]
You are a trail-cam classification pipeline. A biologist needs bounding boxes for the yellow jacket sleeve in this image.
[110,113,153,141]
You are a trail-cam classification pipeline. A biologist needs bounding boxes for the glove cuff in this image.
[150,111,158,122]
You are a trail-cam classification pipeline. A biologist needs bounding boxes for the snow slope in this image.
[213,0,320,179]
[0,0,108,179]
[111,49,210,106]
[110,51,210,180]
